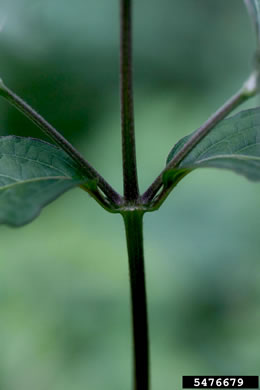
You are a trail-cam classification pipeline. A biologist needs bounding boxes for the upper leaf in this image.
[0,136,92,227]
[165,108,260,185]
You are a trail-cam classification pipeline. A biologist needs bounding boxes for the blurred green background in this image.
[1,0,260,389]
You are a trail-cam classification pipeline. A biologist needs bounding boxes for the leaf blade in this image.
[165,107,260,184]
[0,136,90,226]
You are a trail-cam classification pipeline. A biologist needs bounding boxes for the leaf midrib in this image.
[188,130,260,162]
[195,154,260,165]
[0,152,75,177]
[0,176,73,192]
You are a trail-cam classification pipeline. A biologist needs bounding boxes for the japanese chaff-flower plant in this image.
[1,1,260,389]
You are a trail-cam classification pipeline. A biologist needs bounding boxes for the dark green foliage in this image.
[0,136,89,226]
[165,108,260,184]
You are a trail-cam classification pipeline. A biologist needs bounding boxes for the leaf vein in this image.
[0,176,73,192]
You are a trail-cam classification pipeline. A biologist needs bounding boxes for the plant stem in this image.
[122,210,149,390]
[120,0,139,201]
[120,4,149,387]
[0,79,122,205]
[142,78,257,204]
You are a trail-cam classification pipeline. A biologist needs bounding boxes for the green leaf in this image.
[165,108,260,185]
[244,0,260,48]
[0,136,91,227]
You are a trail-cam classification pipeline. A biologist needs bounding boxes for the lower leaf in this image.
[0,136,91,227]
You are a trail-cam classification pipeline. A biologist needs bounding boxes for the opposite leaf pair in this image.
[1,107,260,227]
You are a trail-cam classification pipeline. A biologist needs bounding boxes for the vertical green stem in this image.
[123,210,149,390]
[120,1,149,387]
[120,0,139,201]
